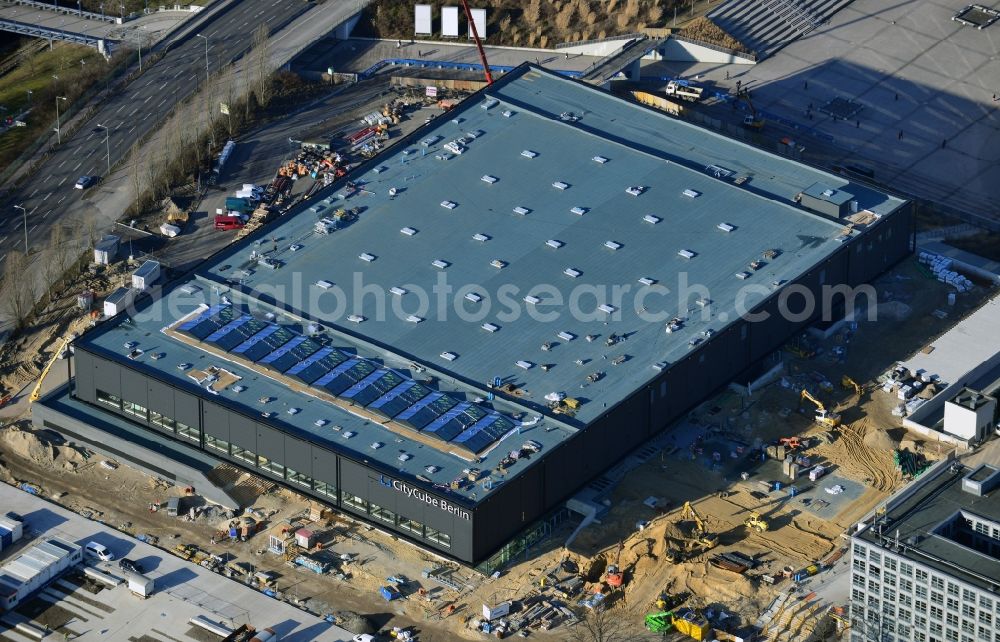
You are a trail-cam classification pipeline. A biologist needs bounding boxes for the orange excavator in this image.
[605,541,624,588]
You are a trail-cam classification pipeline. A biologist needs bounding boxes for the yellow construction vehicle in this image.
[737,88,764,131]
[548,396,580,415]
[30,336,71,403]
[800,390,842,428]
[842,375,863,396]
[744,512,769,533]
[679,502,719,550]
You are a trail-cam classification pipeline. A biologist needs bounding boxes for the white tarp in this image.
[468,8,486,38]
[414,4,431,35]
[441,6,459,37]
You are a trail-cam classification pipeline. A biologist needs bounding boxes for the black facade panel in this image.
[93,356,122,398]
[202,404,230,441]
[474,471,540,558]
[339,457,369,496]
[311,445,336,485]
[121,371,148,409]
[146,378,175,417]
[174,390,201,430]
[256,423,284,462]
[286,437,313,475]
[73,349,96,402]
[228,413,256,450]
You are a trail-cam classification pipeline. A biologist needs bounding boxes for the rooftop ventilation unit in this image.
[348,314,366,323]
[598,304,617,314]
[400,227,417,236]
[481,175,499,184]
[717,222,735,233]
[558,331,576,341]
[677,249,696,259]
[373,166,387,174]
[425,465,440,474]
[398,452,412,461]
[371,441,384,450]
[593,155,609,164]
[552,181,570,190]
[359,253,376,262]
[406,315,424,323]
[502,110,514,118]
[440,200,458,210]
[546,239,564,249]
[467,129,484,139]
[822,188,835,197]
[521,150,538,159]
[626,186,646,196]
[682,189,701,198]
[440,351,458,361]
[315,280,334,289]
[564,267,582,278]
[431,259,450,269]
[343,431,357,439]
[421,136,441,147]
[735,271,751,280]
[516,360,534,370]
[524,295,541,305]
[482,322,500,333]
[604,241,622,251]
[638,277,656,286]
[643,214,661,225]
[570,206,588,216]
[465,292,483,303]
[513,206,531,216]
[482,97,499,109]
[490,259,508,269]
[472,233,491,242]
[314,419,329,427]
[389,286,407,296]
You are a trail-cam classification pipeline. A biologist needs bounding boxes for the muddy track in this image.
[839,418,896,492]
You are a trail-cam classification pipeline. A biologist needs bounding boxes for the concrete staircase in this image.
[708,0,855,59]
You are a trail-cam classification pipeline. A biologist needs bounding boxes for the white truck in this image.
[665,81,704,102]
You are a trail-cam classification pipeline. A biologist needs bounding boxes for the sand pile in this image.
[863,428,898,452]
[0,427,87,469]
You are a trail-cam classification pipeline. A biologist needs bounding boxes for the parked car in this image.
[84,542,114,562]
[118,558,142,574]
[74,175,98,190]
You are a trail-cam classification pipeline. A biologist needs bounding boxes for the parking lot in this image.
[0,484,354,642]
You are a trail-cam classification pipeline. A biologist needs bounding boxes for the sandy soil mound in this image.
[1,427,56,462]
[863,428,898,452]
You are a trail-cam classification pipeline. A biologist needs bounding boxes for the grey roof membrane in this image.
[857,464,1000,593]
[79,66,906,503]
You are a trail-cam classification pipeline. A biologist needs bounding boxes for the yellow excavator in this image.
[842,375,863,397]
[30,337,72,403]
[680,501,719,549]
[800,389,842,428]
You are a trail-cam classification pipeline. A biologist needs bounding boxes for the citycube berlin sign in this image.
[379,475,471,520]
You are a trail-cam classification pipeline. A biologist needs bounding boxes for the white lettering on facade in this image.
[379,475,471,520]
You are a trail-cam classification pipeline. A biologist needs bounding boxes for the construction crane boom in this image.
[460,0,493,85]
[30,337,71,403]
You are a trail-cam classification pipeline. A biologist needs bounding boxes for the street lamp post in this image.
[13,205,27,254]
[54,95,66,144]
[26,89,32,106]
[195,33,210,84]
[97,123,111,175]
[99,3,104,19]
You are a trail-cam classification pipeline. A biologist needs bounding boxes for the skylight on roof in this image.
[678,249,697,259]
[592,155,609,164]
[432,259,450,269]
[348,314,365,323]
[521,150,538,159]
[481,175,499,184]
[524,295,541,305]
[472,233,491,242]
[638,277,656,286]
[400,227,417,236]
[490,259,508,269]
[465,292,482,303]
[441,200,458,210]
[552,181,569,190]
[717,222,735,232]
[440,351,458,361]
[626,186,646,196]
[683,189,701,198]
[390,286,407,296]
[564,268,582,278]
[604,241,622,251]
[315,280,334,289]
[406,315,424,323]
[598,304,617,314]
[482,322,500,333]
[516,360,534,370]
[546,239,564,249]
[513,206,531,216]
[359,253,376,262]
[558,331,576,341]
[570,206,587,216]
[644,214,661,225]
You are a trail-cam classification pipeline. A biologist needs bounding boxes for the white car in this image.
[84,541,114,562]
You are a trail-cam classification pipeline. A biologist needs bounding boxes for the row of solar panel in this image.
[177,305,516,453]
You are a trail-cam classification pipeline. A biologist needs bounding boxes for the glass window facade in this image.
[205,434,229,454]
[96,390,122,410]
[231,445,257,466]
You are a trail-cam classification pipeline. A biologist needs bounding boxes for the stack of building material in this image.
[919,252,974,292]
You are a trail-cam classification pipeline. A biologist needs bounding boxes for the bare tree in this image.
[570,606,632,642]
[1,251,38,329]
[252,23,273,107]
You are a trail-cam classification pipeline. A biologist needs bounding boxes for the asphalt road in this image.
[0,0,315,265]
